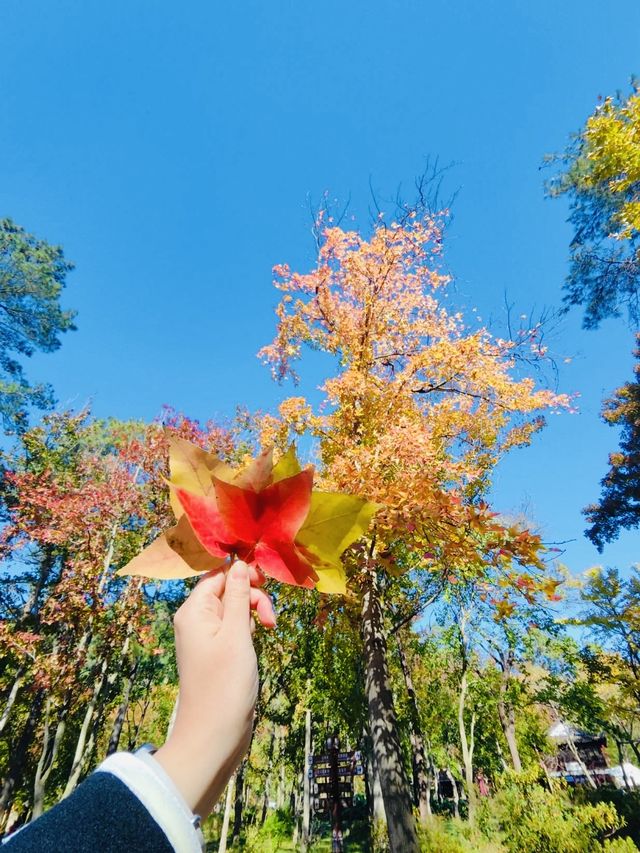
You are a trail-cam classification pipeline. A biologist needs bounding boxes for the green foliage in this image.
[603,839,640,853]
[0,218,75,432]
[547,84,640,329]
[576,787,640,848]
[479,775,630,853]
[419,816,505,852]
[582,341,640,548]
[241,808,295,852]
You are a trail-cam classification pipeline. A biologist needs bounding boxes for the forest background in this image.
[2,1,640,851]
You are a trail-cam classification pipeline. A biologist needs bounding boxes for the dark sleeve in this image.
[2,772,174,853]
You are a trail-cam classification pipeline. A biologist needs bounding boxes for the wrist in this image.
[155,726,243,818]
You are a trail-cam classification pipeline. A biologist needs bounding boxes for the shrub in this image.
[481,776,630,853]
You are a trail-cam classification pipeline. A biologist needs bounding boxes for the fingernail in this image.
[232,560,249,581]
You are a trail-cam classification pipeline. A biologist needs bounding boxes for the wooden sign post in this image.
[310,737,364,852]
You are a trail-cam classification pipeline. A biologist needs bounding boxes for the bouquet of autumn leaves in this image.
[119,438,378,594]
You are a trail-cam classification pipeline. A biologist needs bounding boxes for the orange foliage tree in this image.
[0,409,236,825]
[259,208,570,850]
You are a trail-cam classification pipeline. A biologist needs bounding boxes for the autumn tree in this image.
[584,336,640,548]
[0,219,75,432]
[547,83,640,329]
[572,566,640,764]
[548,85,640,549]
[0,407,236,825]
[259,206,568,851]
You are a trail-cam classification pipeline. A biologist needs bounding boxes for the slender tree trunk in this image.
[218,778,234,853]
[260,727,276,825]
[456,611,476,821]
[396,634,431,823]
[617,741,631,790]
[301,709,312,852]
[445,769,459,819]
[457,665,476,819]
[106,664,137,756]
[0,548,58,738]
[231,723,256,844]
[292,771,303,847]
[629,740,640,766]
[20,546,58,622]
[497,700,521,772]
[277,751,286,809]
[496,651,522,772]
[231,756,248,843]
[362,571,419,853]
[0,666,25,736]
[61,657,109,799]
[32,697,67,818]
[566,734,597,790]
[0,689,44,825]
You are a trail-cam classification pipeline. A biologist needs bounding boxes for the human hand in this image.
[154,561,276,817]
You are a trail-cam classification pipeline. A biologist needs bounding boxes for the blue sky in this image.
[1,0,639,579]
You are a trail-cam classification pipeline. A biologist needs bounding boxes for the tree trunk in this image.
[566,734,597,790]
[277,751,286,809]
[301,708,312,851]
[629,739,640,766]
[0,666,25,736]
[260,727,276,825]
[32,696,67,818]
[106,665,136,756]
[231,757,248,843]
[371,747,387,824]
[61,658,108,799]
[362,571,419,853]
[20,546,58,622]
[445,768,459,819]
[396,634,431,824]
[617,741,631,790]
[218,778,234,853]
[496,650,522,772]
[292,771,303,847]
[499,709,522,773]
[457,666,476,820]
[0,547,58,739]
[0,689,44,825]
[456,611,476,821]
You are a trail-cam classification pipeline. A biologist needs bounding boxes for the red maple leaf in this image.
[174,468,320,588]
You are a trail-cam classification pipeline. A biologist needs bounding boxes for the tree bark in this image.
[445,768,459,819]
[32,696,67,818]
[456,612,476,820]
[301,708,311,851]
[218,778,234,853]
[396,634,431,824]
[370,746,387,824]
[566,733,598,790]
[617,741,631,790]
[0,666,25,736]
[0,689,44,825]
[362,571,419,853]
[260,727,276,825]
[457,666,476,820]
[106,664,136,756]
[61,657,109,799]
[496,650,522,772]
[292,771,303,848]
[231,758,248,843]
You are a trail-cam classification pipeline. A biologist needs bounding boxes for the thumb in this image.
[222,560,252,631]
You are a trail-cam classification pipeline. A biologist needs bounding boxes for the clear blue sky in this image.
[1,0,638,579]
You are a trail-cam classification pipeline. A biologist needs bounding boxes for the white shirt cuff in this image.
[95,752,203,853]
